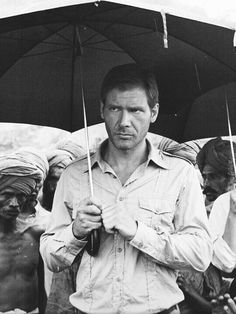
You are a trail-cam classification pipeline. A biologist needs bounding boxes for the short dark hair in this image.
[100,63,159,109]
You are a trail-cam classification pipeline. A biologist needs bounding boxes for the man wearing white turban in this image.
[38,141,85,304]
[11,148,49,231]
[0,154,45,314]
[40,141,84,212]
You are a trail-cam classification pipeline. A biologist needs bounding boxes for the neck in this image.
[0,218,16,234]
[103,140,148,185]
[105,140,148,168]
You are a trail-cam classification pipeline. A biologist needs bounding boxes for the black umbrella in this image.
[0,1,235,141]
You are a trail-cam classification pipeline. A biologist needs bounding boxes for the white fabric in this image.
[40,139,212,314]
[209,191,236,273]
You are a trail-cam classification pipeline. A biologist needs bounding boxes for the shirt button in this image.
[138,242,143,249]
[118,248,122,253]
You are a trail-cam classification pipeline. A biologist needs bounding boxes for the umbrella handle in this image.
[86,229,100,256]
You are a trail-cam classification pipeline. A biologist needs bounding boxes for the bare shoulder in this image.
[23,225,43,240]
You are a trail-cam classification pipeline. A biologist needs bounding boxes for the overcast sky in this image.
[1,0,236,29]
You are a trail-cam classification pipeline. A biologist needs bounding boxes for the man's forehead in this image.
[0,187,19,194]
[49,165,64,177]
[202,164,225,176]
[104,87,149,107]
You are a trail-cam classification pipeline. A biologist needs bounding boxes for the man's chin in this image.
[5,213,19,220]
[113,138,135,150]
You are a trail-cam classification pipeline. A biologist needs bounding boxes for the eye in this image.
[109,106,119,112]
[130,107,143,113]
[18,194,27,202]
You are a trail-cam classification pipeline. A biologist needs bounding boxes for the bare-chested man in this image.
[0,154,45,314]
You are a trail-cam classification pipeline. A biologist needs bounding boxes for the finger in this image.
[74,197,102,212]
[223,305,231,314]
[102,216,116,230]
[227,298,236,313]
[88,196,103,210]
[211,299,218,306]
[88,221,102,231]
[84,204,102,215]
[102,208,116,220]
[82,213,102,223]
[76,220,102,232]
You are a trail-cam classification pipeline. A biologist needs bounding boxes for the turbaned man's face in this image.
[0,187,27,220]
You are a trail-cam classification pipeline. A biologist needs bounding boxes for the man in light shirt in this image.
[40,64,212,314]
[209,189,236,274]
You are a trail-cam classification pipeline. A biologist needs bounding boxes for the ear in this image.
[150,103,159,123]
[100,101,104,119]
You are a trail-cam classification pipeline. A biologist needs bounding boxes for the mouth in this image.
[7,211,19,218]
[116,133,133,139]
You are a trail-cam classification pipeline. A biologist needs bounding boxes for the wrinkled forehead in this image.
[0,186,19,195]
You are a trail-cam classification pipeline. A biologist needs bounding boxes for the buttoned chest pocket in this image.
[138,198,175,231]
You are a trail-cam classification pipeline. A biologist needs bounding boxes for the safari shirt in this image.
[40,139,212,314]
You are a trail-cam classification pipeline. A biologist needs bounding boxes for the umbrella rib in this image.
[85,46,125,54]
[42,24,73,45]
[0,35,71,47]
[21,47,71,58]
[87,11,236,75]
[0,23,74,79]
[82,7,139,45]
[83,30,153,47]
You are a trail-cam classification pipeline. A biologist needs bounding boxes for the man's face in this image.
[22,179,43,210]
[101,87,158,151]
[45,166,64,194]
[202,164,235,202]
[42,166,64,210]
[0,187,27,220]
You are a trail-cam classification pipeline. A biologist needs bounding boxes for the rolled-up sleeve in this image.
[130,164,213,271]
[40,170,87,272]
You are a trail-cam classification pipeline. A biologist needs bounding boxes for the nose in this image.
[9,196,20,208]
[203,177,210,187]
[49,182,57,193]
[119,110,131,127]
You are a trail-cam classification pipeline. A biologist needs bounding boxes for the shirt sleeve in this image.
[130,164,213,272]
[40,168,87,272]
[209,194,236,273]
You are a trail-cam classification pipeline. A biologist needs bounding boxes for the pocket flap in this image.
[139,198,174,214]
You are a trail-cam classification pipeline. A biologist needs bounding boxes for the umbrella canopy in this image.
[0,1,236,140]
[181,82,236,141]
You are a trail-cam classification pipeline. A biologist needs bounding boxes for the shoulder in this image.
[161,150,194,168]
[64,151,96,173]
[213,191,231,206]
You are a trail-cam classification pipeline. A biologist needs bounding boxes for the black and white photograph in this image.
[0,1,236,314]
